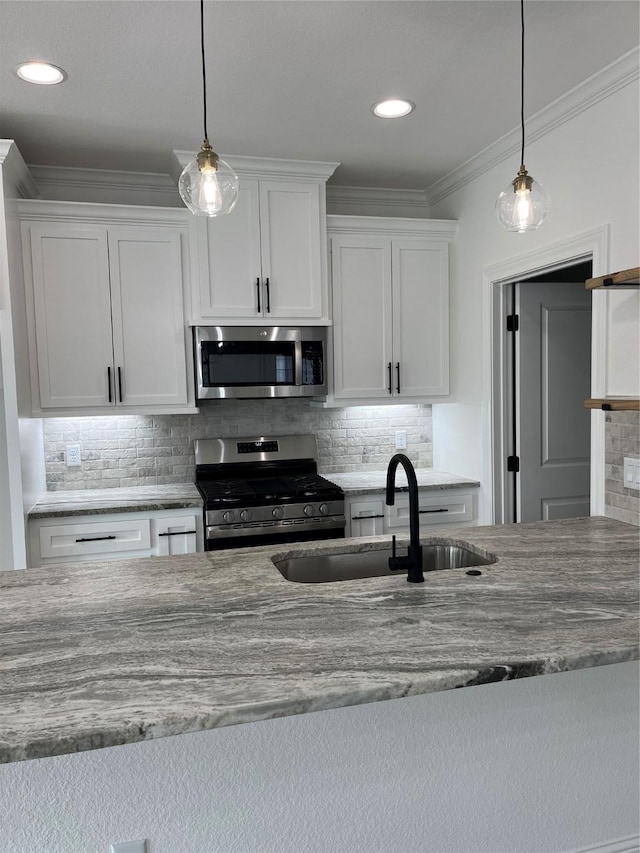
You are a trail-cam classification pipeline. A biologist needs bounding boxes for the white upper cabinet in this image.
[20,201,195,416]
[188,157,338,325]
[328,216,457,403]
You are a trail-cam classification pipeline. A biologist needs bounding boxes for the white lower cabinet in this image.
[346,489,477,538]
[29,507,203,567]
[346,497,385,538]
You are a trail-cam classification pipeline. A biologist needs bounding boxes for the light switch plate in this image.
[110,841,148,853]
[623,457,640,491]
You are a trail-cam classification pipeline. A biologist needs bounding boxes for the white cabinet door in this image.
[154,513,199,556]
[197,179,263,318]
[331,235,393,399]
[259,180,324,319]
[109,230,188,407]
[347,497,386,537]
[392,240,449,398]
[385,491,475,532]
[193,177,327,323]
[29,224,114,409]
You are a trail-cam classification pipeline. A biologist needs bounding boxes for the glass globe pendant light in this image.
[178,0,238,217]
[495,0,550,232]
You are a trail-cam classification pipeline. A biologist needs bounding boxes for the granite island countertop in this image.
[28,484,203,519]
[0,516,637,764]
[323,468,480,495]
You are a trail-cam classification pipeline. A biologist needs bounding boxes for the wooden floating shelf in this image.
[584,398,640,411]
[585,267,639,290]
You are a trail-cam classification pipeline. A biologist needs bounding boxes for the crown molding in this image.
[327,214,457,241]
[425,46,640,207]
[0,140,39,199]
[171,151,340,183]
[326,185,431,217]
[17,198,189,227]
[28,164,181,206]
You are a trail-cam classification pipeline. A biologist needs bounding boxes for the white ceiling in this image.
[1,0,638,190]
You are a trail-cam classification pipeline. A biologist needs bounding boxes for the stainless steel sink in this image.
[274,543,496,584]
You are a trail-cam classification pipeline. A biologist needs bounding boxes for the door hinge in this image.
[506,314,519,332]
[507,455,520,473]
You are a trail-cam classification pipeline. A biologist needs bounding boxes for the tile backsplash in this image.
[43,401,433,490]
[604,410,640,526]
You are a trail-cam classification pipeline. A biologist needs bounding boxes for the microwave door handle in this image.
[295,340,303,387]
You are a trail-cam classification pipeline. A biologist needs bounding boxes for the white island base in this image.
[1,661,638,853]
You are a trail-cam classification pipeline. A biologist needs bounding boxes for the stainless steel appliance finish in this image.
[195,435,345,550]
[275,544,496,584]
[194,326,327,400]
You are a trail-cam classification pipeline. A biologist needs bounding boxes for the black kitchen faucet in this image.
[385,453,424,583]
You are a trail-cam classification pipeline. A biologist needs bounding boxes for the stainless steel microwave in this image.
[194,326,327,400]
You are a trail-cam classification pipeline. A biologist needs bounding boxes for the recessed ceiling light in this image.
[15,62,67,85]
[371,99,415,119]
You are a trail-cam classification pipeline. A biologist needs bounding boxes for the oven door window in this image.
[202,341,296,387]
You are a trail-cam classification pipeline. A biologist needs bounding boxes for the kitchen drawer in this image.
[385,491,475,531]
[37,517,151,561]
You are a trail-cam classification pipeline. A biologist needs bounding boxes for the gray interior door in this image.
[517,281,592,522]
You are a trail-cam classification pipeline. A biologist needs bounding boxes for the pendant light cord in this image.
[520,0,525,166]
[200,0,208,140]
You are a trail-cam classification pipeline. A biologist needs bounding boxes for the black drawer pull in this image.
[159,530,197,537]
[351,514,384,521]
[75,535,117,543]
[419,508,449,514]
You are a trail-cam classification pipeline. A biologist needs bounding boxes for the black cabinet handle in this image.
[107,366,112,403]
[159,530,197,537]
[396,362,401,394]
[117,366,123,403]
[418,508,449,514]
[75,535,117,543]
[387,362,393,394]
[351,515,384,521]
[265,277,271,313]
[256,277,261,313]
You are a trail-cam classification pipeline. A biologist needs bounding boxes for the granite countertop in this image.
[28,484,203,519]
[0,516,637,764]
[324,468,480,495]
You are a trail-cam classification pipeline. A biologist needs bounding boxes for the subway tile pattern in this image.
[43,402,433,490]
[605,410,640,526]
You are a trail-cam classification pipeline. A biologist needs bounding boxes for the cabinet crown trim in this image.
[327,214,457,240]
[18,199,189,227]
[171,151,339,182]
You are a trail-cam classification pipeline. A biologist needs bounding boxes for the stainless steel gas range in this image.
[194,435,345,550]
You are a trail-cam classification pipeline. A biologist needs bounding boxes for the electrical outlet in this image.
[395,430,407,450]
[65,444,81,467]
[623,457,640,491]
[110,841,148,853]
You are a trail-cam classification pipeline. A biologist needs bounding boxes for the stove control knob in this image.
[272,506,285,520]
[303,504,315,517]
[319,503,329,516]
[222,510,235,523]
[240,509,252,522]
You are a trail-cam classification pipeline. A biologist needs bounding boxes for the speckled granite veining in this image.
[324,468,480,495]
[28,484,203,518]
[0,517,637,764]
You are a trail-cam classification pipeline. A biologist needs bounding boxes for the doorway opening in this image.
[493,259,593,523]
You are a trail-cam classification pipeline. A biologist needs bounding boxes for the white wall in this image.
[0,662,637,853]
[430,71,640,524]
